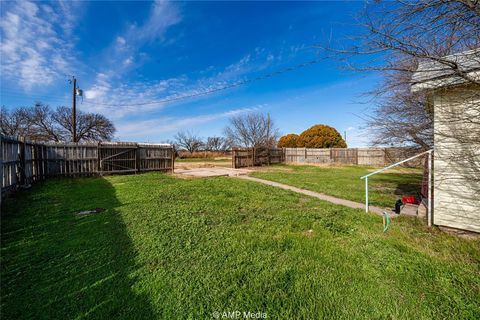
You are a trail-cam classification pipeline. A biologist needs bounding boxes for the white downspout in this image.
[427,150,433,227]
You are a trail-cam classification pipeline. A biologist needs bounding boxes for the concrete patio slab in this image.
[175,167,251,177]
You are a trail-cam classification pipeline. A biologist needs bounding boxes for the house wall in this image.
[433,85,480,233]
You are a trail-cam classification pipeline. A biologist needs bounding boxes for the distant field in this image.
[251,164,423,208]
[1,173,479,319]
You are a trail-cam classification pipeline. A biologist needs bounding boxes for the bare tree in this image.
[0,106,33,138]
[29,103,65,142]
[52,106,115,142]
[364,62,434,151]
[224,112,279,148]
[321,0,480,201]
[174,131,204,154]
[205,136,229,152]
[319,0,480,151]
[1,103,116,142]
[320,1,480,84]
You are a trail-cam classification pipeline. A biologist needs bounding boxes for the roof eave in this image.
[411,70,480,93]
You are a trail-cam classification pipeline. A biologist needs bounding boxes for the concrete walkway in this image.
[175,166,418,218]
[237,176,393,217]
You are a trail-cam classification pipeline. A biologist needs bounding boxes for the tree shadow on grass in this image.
[372,172,423,197]
[1,177,157,320]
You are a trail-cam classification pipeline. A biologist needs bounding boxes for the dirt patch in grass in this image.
[302,229,314,237]
[76,208,105,215]
[175,161,231,170]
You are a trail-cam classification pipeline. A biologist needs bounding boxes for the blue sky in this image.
[0,0,381,146]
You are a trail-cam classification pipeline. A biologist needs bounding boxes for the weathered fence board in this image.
[232,148,284,168]
[1,135,174,196]
[284,147,423,166]
[233,147,423,168]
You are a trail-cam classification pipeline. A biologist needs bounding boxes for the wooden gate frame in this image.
[98,145,138,174]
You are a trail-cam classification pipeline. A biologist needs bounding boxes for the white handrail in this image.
[360,150,433,223]
[360,150,432,179]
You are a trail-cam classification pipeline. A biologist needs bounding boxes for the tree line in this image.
[319,0,479,151]
[174,112,280,154]
[174,113,348,154]
[1,103,115,142]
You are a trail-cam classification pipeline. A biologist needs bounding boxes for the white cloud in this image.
[116,36,126,46]
[82,0,183,116]
[137,0,181,42]
[80,2,278,121]
[123,57,133,66]
[116,105,263,138]
[82,46,281,120]
[106,0,181,69]
[0,1,80,90]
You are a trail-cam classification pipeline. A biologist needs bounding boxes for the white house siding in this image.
[433,85,480,233]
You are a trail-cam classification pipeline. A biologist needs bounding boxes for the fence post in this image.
[97,142,101,175]
[171,145,175,173]
[135,144,139,174]
[252,148,255,167]
[19,137,26,186]
[365,176,369,212]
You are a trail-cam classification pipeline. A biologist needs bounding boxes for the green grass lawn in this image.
[251,164,424,208]
[1,173,479,319]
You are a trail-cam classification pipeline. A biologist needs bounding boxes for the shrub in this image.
[297,124,347,148]
[278,133,299,148]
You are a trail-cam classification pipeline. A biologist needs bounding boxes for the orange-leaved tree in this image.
[277,133,299,148]
[297,124,347,148]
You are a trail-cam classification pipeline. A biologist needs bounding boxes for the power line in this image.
[1,91,69,101]
[81,58,324,108]
[0,96,69,106]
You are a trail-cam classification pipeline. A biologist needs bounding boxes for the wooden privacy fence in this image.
[233,147,423,168]
[1,136,174,195]
[284,147,423,166]
[232,148,284,168]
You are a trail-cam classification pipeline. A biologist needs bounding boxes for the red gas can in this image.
[402,195,418,204]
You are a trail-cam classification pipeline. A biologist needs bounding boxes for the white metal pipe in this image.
[360,149,433,216]
[428,150,432,227]
[365,177,369,212]
[360,150,432,179]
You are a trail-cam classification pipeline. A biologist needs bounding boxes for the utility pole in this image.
[72,76,77,143]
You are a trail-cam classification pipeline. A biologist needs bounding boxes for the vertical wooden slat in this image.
[1,137,175,196]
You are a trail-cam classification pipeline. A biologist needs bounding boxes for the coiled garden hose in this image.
[383,211,391,233]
